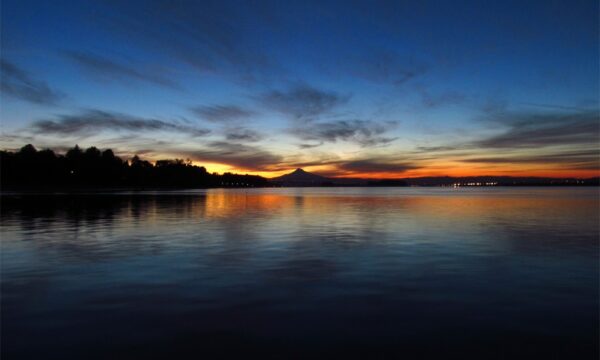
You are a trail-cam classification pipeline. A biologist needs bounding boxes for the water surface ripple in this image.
[1,188,598,358]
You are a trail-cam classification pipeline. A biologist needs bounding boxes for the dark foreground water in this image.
[1,188,598,359]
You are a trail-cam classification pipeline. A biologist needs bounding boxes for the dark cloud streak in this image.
[30,110,210,137]
[420,90,466,108]
[65,51,179,89]
[293,120,396,147]
[100,0,284,84]
[224,128,262,142]
[192,104,254,122]
[460,150,600,170]
[477,111,599,148]
[259,85,349,120]
[345,49,429,86]
[0,59,64,105]
[336,159,420,174]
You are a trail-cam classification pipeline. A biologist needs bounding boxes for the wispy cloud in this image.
[420,90,466,108]
[414,145,463,153]
[65,51,179,89]
[295,156,422,176]
[336,159,420,174]
[477,110,599,148]
[0,59,64,105]
[29,110,210,137]
[191,104,255,122]
[460,150,600,170]
[293,120,397,147]
[100,0,284,84]
[223,128,262,142]
[345,49,429,86]
[298,142,324,149]
[517,102,596,112]
[259,85,349,120]
[408,109,600,173]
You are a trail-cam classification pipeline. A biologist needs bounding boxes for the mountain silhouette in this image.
[270,168,331,186]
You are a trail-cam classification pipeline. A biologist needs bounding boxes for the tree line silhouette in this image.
[1,144,268,189]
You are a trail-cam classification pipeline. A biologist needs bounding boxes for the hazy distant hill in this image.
[270,168,332,186]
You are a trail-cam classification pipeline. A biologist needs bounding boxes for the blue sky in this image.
[1,0,598,177]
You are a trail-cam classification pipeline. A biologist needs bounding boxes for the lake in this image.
[1,187,598,359]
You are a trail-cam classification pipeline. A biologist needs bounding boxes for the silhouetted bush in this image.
[0,144,268,189]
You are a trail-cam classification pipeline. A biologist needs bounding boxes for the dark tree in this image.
[0,144,269,190]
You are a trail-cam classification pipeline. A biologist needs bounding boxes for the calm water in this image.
[1,187,598,359]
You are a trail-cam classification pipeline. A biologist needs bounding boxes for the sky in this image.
[1,0,598,178]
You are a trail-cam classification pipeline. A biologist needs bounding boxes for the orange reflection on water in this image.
[196,188,598,230]
[203,190,295,219]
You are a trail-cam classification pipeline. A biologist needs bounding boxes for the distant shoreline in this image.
[2,183,598,195]
[2,145,599,190]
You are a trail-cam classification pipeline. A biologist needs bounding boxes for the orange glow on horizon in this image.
[327,169,600,180]
[191,161,599,179]
[120,152,600,180]
[190,162,293,178]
